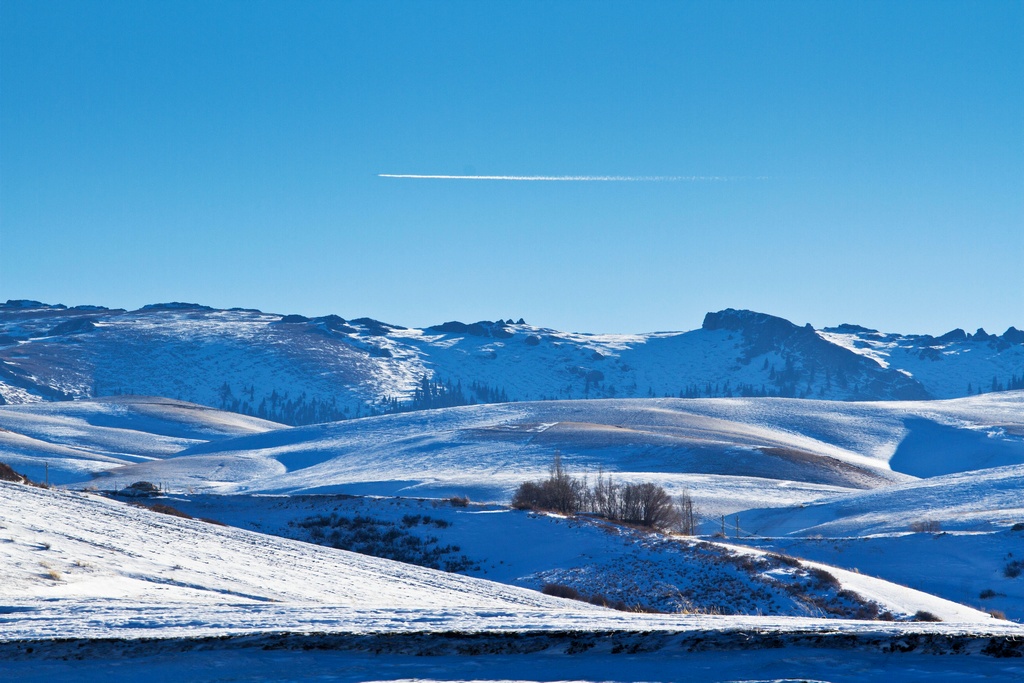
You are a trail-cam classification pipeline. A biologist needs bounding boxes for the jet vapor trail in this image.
[378,174,743,181]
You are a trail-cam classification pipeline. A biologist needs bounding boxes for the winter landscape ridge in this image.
[3,299,1023,419]
[1,301,1023,682]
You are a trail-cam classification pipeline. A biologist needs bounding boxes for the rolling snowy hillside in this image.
[86,394,1024,507]
[0,396,285,484]
[3,473,1024,683]
[3,392,1024,680]
[2,300,1021,425]
[5,391,1021,625]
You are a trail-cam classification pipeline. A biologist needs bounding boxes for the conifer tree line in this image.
[967,374,1024,395]
[380,376,509,413]
[216,382,350,425]
[212,375,513,426]
[193,366,1024,427]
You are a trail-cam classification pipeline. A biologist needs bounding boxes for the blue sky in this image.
[2,1,1021,334]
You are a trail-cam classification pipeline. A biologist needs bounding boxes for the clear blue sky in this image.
[2,1,1021,334]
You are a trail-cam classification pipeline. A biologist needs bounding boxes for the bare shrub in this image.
[447,495,470,508]
[131,501,220,523]
[853,602,880,620]
[980,588,999,599]
[767,552,802,568]
[914,610,942,622]
[148,503,193,519]
[198,517,226,526]
[511,481,547,510]
[512,454,585,514]
[988,609,1008,620]
[542,583,581,600]
[0,462,27,483]
[621,482,681,529]
[806,567,842,590]
[1004,560,1023,578]
[541,582,660,613]
[909,519,942,533]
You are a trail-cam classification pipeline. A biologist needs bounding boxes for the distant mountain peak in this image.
[701,308,797,332]
[824,323,879,334]
[1,300,66,310]
[139,302,215,312]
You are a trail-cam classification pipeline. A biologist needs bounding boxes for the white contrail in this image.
[378,173,747,182]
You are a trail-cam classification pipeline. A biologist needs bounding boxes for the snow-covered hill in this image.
[88,394,1024,507]
[740,464,1024,537]
[4,478,1023,683]
[2,300,1021,424]
[0,480,577,612]
[0,396,284,484]
[3,389,1024,680]
[161,491,997,622]
[0,479,1007,634]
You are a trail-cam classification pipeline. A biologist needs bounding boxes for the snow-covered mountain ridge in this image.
[1,300,1021,424]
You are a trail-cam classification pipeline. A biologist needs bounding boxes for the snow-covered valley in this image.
[1,307,1023,681]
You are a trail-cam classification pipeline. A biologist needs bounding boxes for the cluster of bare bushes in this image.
[511,455,698,532]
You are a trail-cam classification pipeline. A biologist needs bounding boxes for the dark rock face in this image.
[45,318,97,336]
[703,309,809,360]
[313,315,359,334]
[1003,327,1024,344]
[140,302,214,312]
[826,323,879,334]
[935,328,968,343]
[350,318,403,336]
[1,300,64,310]
[428,321,514,339]
[702,309,930,400]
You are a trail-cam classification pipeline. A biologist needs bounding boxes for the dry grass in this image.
[39,562,62,581]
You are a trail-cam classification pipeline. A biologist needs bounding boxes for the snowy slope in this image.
[2,301,1021,425]
[0,479,1012,643]
[735,529,1024,623]
[0,396,285,484]
[90,395,1024,508]
[739,464,1024,537]
[0,480,583,611]
[820,324,1024,399]
[87,399,904,502]
[165,492,997,622]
